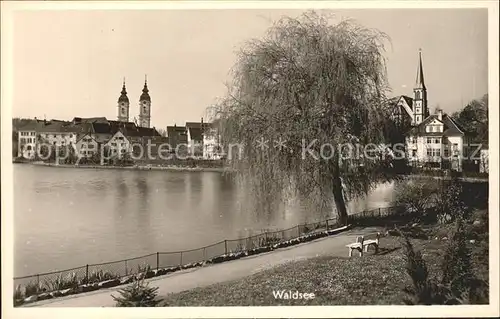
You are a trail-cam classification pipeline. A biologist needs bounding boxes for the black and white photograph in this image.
[1,1,498,318]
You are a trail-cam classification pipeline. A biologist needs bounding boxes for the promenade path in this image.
[25,226,381,307]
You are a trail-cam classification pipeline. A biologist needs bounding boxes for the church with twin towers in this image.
[117,76,151,128]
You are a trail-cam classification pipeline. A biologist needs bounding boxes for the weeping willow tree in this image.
[213,12,398,225]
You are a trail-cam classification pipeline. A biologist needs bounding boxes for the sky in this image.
[11,8,488,129]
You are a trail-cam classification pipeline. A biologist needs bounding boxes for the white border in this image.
[2,1,499,318]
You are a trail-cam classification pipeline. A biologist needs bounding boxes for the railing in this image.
[13,205,402,299]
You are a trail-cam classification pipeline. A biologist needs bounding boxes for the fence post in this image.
[156,252,159,270]
[379,207,381,217]
[125,260,128,276]
[179,251,183,266]
[297,225,300,237]
[85,265,89,284]
[37,274,40,288]
[224,240,228,255]
[203,247,206,261]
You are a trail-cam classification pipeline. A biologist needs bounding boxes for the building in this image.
[17,120,40,159]
[104,124,161,158]
[202,124,222,160]
[166,125,188,152]
[116,77,151,128]
[390,50,470,171]
[76,133,99,158]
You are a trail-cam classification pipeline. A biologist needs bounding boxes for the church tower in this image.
[117,78,130,122]
[412,49,428,125]
[138,75,151,128]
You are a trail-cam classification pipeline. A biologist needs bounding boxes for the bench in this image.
[346,232,381,257]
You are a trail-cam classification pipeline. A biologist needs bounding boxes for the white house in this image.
[76,133,99,158]
[104,130,132,157]
[406,110,469,170]
[17,122,38,159]
[390,50,469,172]
[202,126,222,160]
[37,121,79,147]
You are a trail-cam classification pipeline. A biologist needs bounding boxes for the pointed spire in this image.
[415,49,426,90]
[140,74,151,102]
[118,77,129,103]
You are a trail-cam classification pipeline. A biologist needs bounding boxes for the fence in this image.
[13,205,402,299]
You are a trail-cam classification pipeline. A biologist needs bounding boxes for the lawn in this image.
[160,225,488,306]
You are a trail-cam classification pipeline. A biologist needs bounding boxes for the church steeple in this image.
[412,49,428,125]
[138,75,151,128]
[415,49,426,90]
[117,78,130,122]
[140,75,151,102]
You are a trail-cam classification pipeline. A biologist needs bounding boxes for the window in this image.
[415,91,421,100]
[434,138,440,144]
[412,150,417,157]
[53,142,56,145]
[416,116,421,123]
[88,144,94,149]
[427,138,432,144]
[70,134,73,138]
[435,149,441,157]
[427,149,432,157]
[444,149,449,157]
[53,135,56,138]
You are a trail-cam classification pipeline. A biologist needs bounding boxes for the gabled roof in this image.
[76,133,98,144]
[409,113,465,137]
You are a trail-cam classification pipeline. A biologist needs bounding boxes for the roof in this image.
[409,113,464,137]
[36,121,80,133]
[185,122,213,130]
[187,127,203,141]
[415,50,426,90]
[76,133,98,144]
[114,125,161,138]
[17,119,42,131]
[167,125,187,135]
[140,81,151,102]
[92,122,112,134]
[118,83,129,103]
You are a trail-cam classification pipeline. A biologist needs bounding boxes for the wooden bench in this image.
[346,232,381,257]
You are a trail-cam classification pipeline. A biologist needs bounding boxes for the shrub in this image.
[435,179,471,222]
[441,218,488,304]
[393,180,438,223]
[401,218,489,305]
[87,270,119,284]
[400,230,446,304]
[25,281,45,297]
[45,272,80,291]
[112,278,163,307]
[14,284,24,301]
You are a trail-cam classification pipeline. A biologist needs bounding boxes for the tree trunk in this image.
[332,150,348,226]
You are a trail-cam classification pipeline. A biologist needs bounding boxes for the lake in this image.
[14,164,397,277]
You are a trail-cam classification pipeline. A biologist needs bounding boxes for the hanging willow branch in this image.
[213,11,398,223]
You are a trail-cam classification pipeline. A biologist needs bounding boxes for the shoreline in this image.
[13,161,488,181]
[14,161,230,173]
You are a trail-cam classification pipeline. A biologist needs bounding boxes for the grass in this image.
[160,228,488,306]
